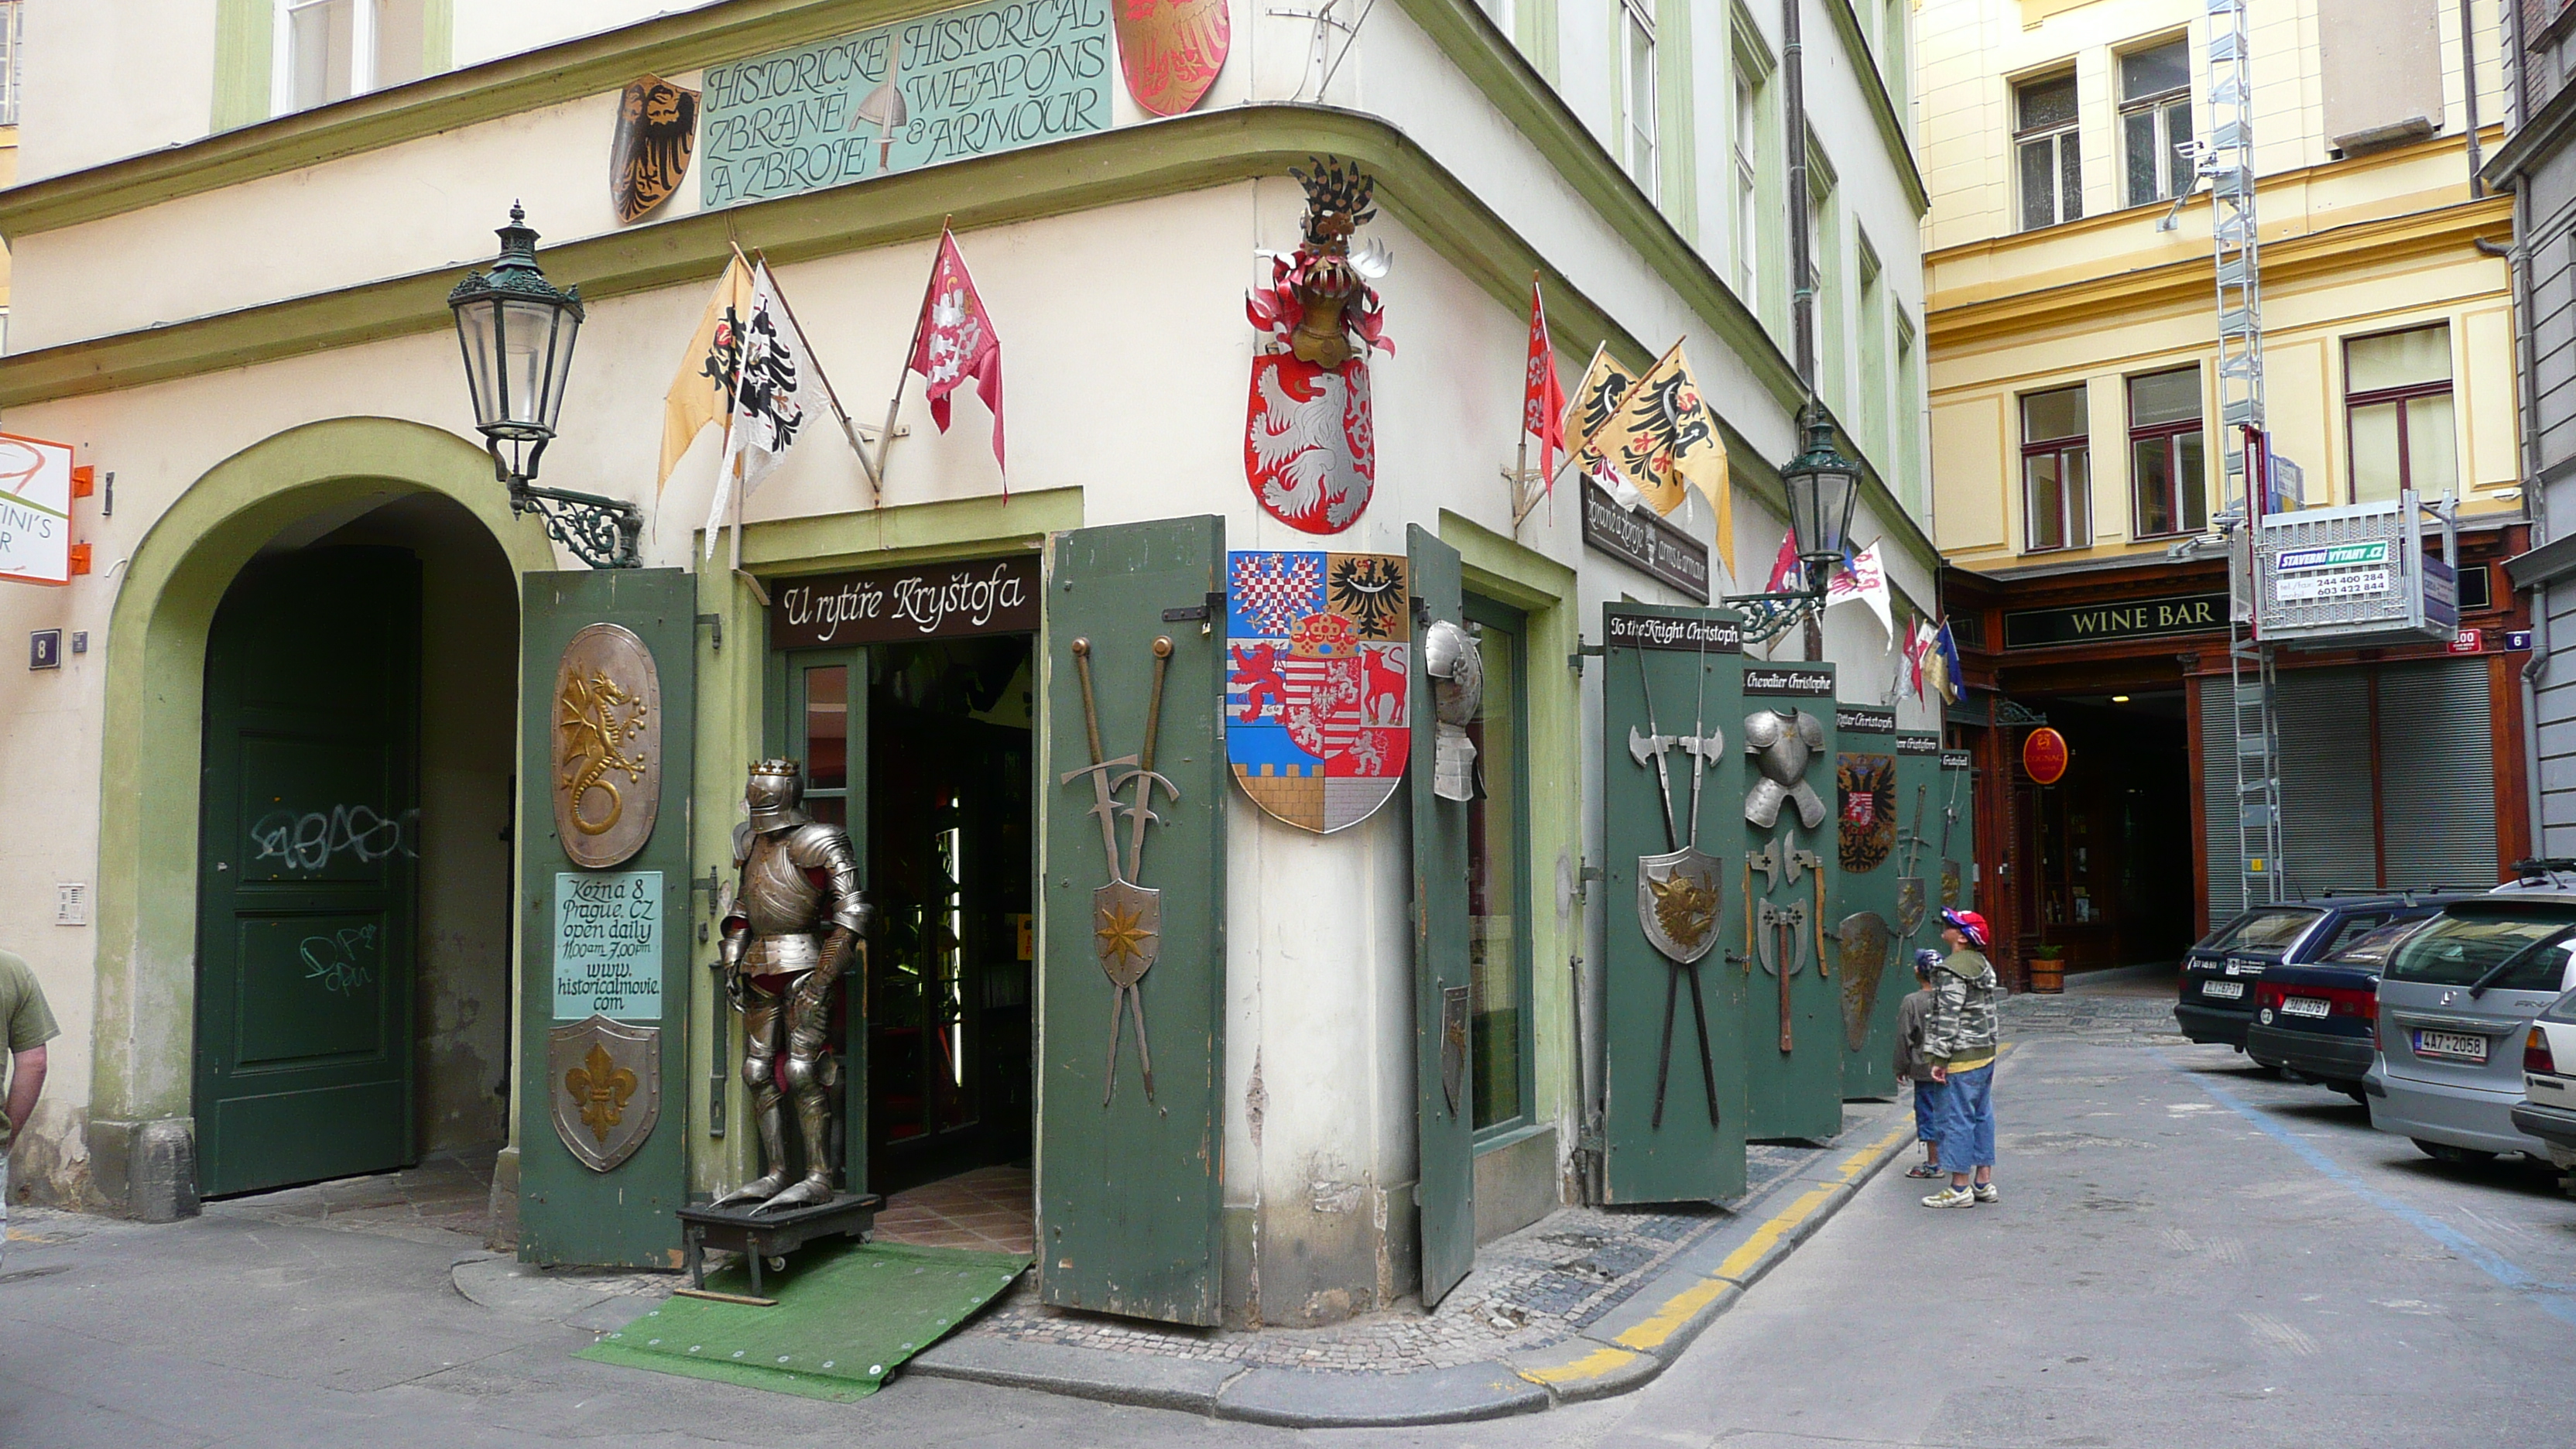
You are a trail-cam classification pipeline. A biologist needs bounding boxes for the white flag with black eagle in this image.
[705,260,815,560]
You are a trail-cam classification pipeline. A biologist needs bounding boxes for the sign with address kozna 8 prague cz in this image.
[698,0,1112,207]
[769,554,1040,648]
[2000,591,2228,649]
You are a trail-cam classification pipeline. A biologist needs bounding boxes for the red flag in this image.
[907,228,1005,471]
[1765,531,1801,593]
[1523,278,1567,484]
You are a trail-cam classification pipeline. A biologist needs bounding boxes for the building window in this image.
[1734,74,1759,298]
[274,0,426,115]
[0,2,21,127]
[2345,324,2457,503]
[2119,39,2194,207]
[2128,367,2206,538]
[1896,313,1921,514]
[1464,598,1532,1135]
[1621,0,1658,200]
[1807,154,1839,404]
[2016,72,2082,231]
[1858,236,1888,464]
[2022,385,2091,552]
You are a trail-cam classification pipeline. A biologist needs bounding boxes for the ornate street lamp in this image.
[448,204,642,568]
[1724,401,1862,642]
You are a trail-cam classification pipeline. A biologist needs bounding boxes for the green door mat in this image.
[581,1241,1031,1401]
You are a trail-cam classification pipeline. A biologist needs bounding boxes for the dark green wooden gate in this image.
[1835,705,1904,1101]
[1600,604,1746,1204]
[195,546,421,1198]
[516,568,696,1266]
[1939,748,1975,926]
[1739,659,1844,1141]
[1409,526,1476,1303]
[1038,518,1227,1324]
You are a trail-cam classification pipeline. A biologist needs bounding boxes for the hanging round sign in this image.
[2022,727,2071,786]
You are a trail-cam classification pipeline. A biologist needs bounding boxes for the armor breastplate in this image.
[1744,709,1828,831]
[739,832,826,937]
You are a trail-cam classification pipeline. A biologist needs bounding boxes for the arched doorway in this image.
[86,419,553,1217]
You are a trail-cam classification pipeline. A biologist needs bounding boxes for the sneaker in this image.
[1904,1163,1943,1180]
[1920,1185,1975,1208]
[1972,1182,1999,1204]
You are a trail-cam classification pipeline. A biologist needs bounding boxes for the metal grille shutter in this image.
[2274,667,2380,899]
[2200,682,2241,920]
[2376,658,2499,890]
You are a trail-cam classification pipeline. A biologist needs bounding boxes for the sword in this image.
[1630,653,1682,851]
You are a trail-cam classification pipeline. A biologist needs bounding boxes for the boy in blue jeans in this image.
[1895,951,1944,1179]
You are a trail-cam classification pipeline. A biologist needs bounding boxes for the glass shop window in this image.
[2128,366,2207,539]
[2345,324,2457,505]
[276,0,426,115]
[2119,39,2194,207]
[2016,72,2083,231]
[2022,384,2091,552]
[1465,598,1531,1135]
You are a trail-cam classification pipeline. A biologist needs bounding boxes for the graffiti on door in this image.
[249,805,418,872]
[299,925,379,995]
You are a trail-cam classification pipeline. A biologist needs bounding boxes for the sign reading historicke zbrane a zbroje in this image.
[699,0,1113,207]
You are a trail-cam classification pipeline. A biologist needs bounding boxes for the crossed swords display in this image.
[1627,656,1725,1131]
[1062,635,1177,1108]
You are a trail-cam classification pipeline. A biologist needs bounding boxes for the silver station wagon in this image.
[2366,893,2576,1163]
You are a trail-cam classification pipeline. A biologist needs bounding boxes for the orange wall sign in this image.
[2022,727,2071,786]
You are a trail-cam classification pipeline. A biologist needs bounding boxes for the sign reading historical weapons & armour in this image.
[1225,549,1410,831]
[552,623,661,870]
[1064,635,1180,1105]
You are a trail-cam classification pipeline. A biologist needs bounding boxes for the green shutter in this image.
[1037,517,1227,1325]
[1600,605,1746,1204]
[516,568,697,1267]
[1410,526,1477,1303]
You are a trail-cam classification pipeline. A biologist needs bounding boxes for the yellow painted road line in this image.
[1517,1345,1640,1385]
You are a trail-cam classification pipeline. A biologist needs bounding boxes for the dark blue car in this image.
[2244,916,2444,1099]
[2175,895,2469,1057]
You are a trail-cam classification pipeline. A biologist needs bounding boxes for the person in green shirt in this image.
[3,949,62,1272]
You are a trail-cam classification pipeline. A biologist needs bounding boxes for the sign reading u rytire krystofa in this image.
[769,554,1040,648]
[698,0,1113,208]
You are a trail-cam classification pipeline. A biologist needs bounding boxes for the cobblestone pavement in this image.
[952,1108,1891,1375]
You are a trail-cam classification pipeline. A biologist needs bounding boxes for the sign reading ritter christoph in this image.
[699,0,1113,208]
[770,555,1040,648]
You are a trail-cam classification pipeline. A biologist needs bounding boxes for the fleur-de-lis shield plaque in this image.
[549,1015,660,1173]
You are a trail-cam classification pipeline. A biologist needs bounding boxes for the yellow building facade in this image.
[1915,0,2535,975]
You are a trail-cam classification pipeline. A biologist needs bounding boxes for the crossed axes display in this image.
[1740,827,1825,1053]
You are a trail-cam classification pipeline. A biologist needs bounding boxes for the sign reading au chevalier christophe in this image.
[699,0,1113,207]
[770,554,1040,649]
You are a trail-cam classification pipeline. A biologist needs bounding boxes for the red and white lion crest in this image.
[1245,355,1375,535]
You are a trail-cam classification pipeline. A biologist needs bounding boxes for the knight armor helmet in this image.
[745,756,812,833]
[1743,708,1828,831]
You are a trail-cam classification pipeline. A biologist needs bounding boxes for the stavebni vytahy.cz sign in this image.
[698,0,1112,208]
[554,872,663,1020]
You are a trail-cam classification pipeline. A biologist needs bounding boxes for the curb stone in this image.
[1214,1361,1551,1427]
[906,1335,1241,1413]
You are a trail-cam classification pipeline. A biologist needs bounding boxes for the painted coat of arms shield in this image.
[1837,752,1898,874]
[1245,355,1376,535]
[548,1015,661,1173]
[1226,550,1410,832]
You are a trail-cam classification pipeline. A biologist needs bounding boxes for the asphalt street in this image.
[6,996,2575,1447]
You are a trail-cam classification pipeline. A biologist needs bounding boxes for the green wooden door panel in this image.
[516,567,696,1267]
[1038,516,1227,1325]
[195,546,420,1199]
[1409,525,1476,1305]
[1939,748,1974,925]
[1600,605,1747,1205]
[1834,707,1905,1102]
[1739,662,1845,1142]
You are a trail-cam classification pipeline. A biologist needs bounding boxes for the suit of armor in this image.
[1743,708,1828,831]
[711,759,872,1213]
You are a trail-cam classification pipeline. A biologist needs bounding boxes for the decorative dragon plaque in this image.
[552,622,661,869]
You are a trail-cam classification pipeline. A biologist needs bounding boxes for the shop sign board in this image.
[1605,611,1741,652]
[2001,591,2227,649]
[1835,705,1895,734]
[1581,478,1711,601]
[553,871,664,1020]
[1744,666,1834,697]
[2023,727,2071,786]
[699,0,1115,208]
[770,554,1040,648]
[0,433,75,587]
[1896,732,1942,756]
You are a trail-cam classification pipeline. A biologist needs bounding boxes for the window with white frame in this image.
[1734,74,1759,298]
[2021,385,2091,552]
[276,0,427,115]
[0,1,22,127]
[1621,0,1658,200]
[2119,39,2194,207]
[2015,71,2082,231]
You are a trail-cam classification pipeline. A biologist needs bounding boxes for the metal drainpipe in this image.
[2465,0,2485,196]
[1786,0,1812,385]
[2504,0,2547,855]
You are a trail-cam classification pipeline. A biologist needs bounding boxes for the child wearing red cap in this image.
[1921,909,2000,1208]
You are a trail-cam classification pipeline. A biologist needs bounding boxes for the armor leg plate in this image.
[756,968,841,1213]
[712,980,791,1208]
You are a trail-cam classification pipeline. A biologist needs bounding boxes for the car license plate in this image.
[2281,997,2330,1019]
[2413,1029,2489,1064]
[2203,981,2245,1000]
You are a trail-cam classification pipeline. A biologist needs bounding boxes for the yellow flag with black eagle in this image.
[1570,341,1736,567]
[656,253,756,495]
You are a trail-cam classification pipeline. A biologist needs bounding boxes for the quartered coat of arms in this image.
[1837,752,1898,874]
[1226,550,1410,833]
[549,1015,660,1173]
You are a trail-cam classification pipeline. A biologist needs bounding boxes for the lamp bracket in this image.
[507,474,644,570]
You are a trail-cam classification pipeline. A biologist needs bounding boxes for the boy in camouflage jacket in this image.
[1921,909,2000,1208]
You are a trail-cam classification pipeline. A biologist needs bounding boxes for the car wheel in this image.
[2410,1139,2497,1166]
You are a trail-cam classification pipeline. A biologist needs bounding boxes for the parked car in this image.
[2365,893,2576,1163]
[2245,916,2441,1101]
[2176,896,2458,1057]
[2510,985,2576,1176]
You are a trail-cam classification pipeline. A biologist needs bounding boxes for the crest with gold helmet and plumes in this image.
[1247,158,1396,366]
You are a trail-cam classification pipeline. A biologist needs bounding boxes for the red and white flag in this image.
[1522,278,1567,485]
[1764,531,1802,593]
[1903,617,1937,701]
[907,228,1005,474]
[1824,540,1893,639]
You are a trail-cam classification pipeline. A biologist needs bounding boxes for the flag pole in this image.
[751,245,882,504]
[872,218,951,492]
